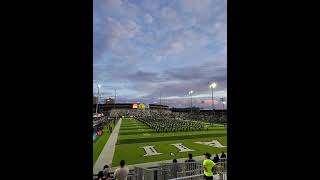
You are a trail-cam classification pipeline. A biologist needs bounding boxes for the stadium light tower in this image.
[114,89,117,120]
[209,82,217,112]
[188,90,194,113]
[95,84,101,118]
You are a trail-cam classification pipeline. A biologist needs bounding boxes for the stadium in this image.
[93,0,227,179]
[93,100,227,180]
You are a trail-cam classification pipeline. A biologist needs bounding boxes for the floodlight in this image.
[209,82,217,89]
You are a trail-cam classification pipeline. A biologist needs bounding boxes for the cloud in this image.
[144,13,154,24]
[127,70,160,82]
[93,0,227,107]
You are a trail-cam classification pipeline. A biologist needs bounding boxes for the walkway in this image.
[93,118,122,174]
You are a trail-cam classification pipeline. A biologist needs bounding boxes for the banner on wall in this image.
[97,130,103,136]
[93,133,97,141]
[138,103,145,109]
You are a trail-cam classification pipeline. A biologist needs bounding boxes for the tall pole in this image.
[114,89,117,120]
[209,82,217,123]
[188,90,193,113]
[95,84,100,118]
[191,94,193,113]
[159,91,162,116]
[211,88,214,112]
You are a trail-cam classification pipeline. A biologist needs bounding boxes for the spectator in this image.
[171,159,179,178]
[213,154,220,163]
[114,160,129,180]
[185,153,196,176]
[103,165,109,177]
[97,171,105,180]
[185,153,195,162]
[203,153,216,180]
[220,151,227,162]
[105,173,111,180]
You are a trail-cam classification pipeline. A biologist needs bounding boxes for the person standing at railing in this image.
[220,152,226,160]
[171,159,179,178]
[203,153,216,180]
[185,153,196,176]
[213,154,220,163]
[114,160,129,180]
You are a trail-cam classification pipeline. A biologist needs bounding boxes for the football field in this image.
[111,118,227,166]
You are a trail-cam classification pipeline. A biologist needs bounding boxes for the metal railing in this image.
[94,160,227,180]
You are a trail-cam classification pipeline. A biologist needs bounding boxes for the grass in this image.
[93,124,113,165]
[112,118,227,166]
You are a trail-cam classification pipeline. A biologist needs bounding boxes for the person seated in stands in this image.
[97,171,105,180]
[103,165,109,177]
[213,154,220,163]
[114,160,129,180]
[105,173,111,180]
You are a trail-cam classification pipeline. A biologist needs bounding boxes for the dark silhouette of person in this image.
[213,154,220,163]
[171,159,179,178]
[185,153,196,176]
[220,151,226,159]
[97,171,106,180]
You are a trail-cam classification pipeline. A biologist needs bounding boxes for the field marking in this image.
[141,145,162,156]
[194,140,227,148]
[93,118,122,174]
[171,143,194,152]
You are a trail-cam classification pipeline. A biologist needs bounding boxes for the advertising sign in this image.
[138,103,145,109]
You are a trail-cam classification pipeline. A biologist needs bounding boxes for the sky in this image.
[93,0,227,109]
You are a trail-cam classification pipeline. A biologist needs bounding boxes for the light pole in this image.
[188,90,193,113]
[95,84,101,118]
[209,82,217,113]
[114,89,117,121]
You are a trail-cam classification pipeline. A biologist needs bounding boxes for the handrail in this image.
[168,174,204,180]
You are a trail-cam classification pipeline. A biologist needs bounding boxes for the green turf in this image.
[112,118,227,166]
[93,125,113,165]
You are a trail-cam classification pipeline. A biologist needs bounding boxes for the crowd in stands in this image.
[108,108,227,124]
[93,116,117,135]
